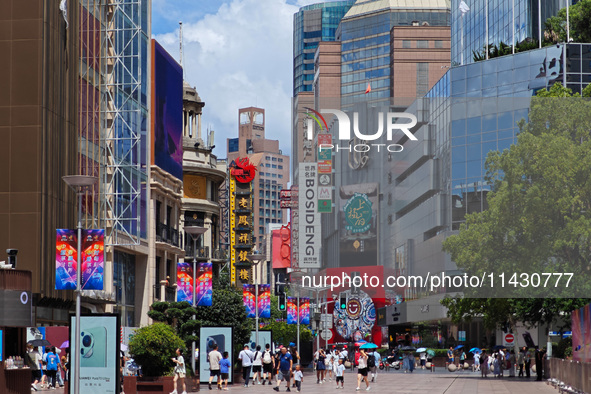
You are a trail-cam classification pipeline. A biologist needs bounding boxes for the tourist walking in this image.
[262,344,274,385]
[170,348,187,394]
[252,345,263,384]
[517,348,525,377]
[508,349,516,377]
[220,352,231,391]
[238,345,255,387]
[293,364,303,392]
[315,349,326,384]
[207,344,223,390]
[273,347,293,392]
[356,349,370,391]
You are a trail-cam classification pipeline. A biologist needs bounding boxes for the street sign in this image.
[320,314,333,329]
[503,333,515,347]
[320,329,333,341]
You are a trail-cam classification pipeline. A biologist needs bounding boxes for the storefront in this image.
[0,269,33,394]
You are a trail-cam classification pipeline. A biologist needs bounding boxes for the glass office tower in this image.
[293,1,355,96]
[450,0,567,66]
[338,0,451,107]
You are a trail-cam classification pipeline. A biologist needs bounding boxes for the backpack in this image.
[263,350,272,364]
[367,354,375,368]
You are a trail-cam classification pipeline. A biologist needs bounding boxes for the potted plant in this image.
[126,323,186,394]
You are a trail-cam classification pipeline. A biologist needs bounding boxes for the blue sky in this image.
[152,0,333,158]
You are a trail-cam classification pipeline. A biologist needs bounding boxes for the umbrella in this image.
[360,343,378,349]
[28,339,52,348]
[469,347,481,354]
[120,343,128,352]
[354,340,367,347]
[454,345,464,350]
[400,346,416,351]
[426,349,436,357]
[416,347,428,353]
[60,340,69,349]
[493,345,505,351]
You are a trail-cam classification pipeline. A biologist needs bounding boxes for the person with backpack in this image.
[27,345,41,391]
[46,346,60,389]
[368,350,379,383]
[262,344,274,385]
[251,345,263,385]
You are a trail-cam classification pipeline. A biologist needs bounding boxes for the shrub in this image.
[128,323,186,377]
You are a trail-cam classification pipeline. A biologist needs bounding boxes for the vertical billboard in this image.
[151,40,183,180]
[299,298,310,325]
[271,226,291,269]
[572,303,591,363]
[200,327,233,383]
[196,262,213,306]
[56,229,104,290]
[286,297,310,325]
[243,284,271,319]
[176,261,194,303]
[243,285,256,318]
[298,163,321,268]
[70,314,120,394]
[339,183,379,268]
[258,284,271,319]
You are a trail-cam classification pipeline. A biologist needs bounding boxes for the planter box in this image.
[123,375,174,394]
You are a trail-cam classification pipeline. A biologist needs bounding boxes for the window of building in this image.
[272,157,277,162]
[265,156,270,160]
[434,40,443,48]
[402,40,411,48]
[272,164,277,169]
[278,165,283,169]
[265,163,270,167]
[416,62,429,97]
[278,175,283,179]
[417,40,428,48]
[278,158,283,162]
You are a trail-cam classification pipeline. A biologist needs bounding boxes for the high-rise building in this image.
[227,108,290,252]
[450,0,568,66]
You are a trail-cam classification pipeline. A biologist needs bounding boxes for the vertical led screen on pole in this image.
[243,284,256,318]
[56,229,104,290]
[151,40,183,180]
[176,261,194,303]
[258,284,271,318]
[230,158,256,285]
[196,262,213,306]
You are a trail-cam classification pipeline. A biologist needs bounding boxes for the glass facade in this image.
[450,0,565,66]
[338,4,450,107]
[293,1,355,95]
[113,250,136,327]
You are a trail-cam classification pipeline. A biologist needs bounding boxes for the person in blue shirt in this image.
[273,347,293,392]
[45,347,60,389]
[219,352,232,391]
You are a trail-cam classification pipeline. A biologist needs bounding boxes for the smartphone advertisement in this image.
[200,327,232,383]
[176,261,194,303]
[70,314,120,394]
[196,262,212,306]
[56,229,104,290]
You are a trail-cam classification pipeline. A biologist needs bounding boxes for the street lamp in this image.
[246,253,266,347]
[62,175,98,394]
[185,225,208,376]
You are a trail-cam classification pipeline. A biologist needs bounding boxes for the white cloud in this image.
[154,0,301,158]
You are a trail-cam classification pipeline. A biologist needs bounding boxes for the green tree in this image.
[128,323,186,377]
[545,0,591,43]
[443,83,591,299]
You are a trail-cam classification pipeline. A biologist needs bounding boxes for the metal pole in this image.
[512,0,515,54]
[566,0,570,43]
[538,0,542,48]
[192,237,197,375]
[316,289,320,353]
[324,294,328,350]
[255,264,259,347]
[461,12,464,65]
[74,191,82,394]
[296,291,300,365]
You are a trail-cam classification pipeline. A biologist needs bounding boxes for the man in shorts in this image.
[208,344,223,390]
[273,347,293,392]
[262,344,274,385]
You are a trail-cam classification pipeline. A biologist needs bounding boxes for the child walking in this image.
[335,358,345,389]
[293,364,303,392]
[220,352,232,391]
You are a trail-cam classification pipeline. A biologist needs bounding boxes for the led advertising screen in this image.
[81,229,104,290]
[200,327,233,383]
[56,229,78,290]
[151,40,183,180]
[176,261,194,304]
[196,262,213,306]
[243,284,256,318]
[56,229,104,290]
[299,297,310,325]
[258,284,271,319]
[70,314,120,394]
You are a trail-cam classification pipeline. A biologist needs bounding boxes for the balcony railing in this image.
[212,248,228,261]
[153,284,177,303]
[156,223,180,247]
[185,243,210,260]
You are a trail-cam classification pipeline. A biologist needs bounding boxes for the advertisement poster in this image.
[196,262,213,306]
[247,330,272,350]
[572,303,591,363]
[287,297,309,325]
[70,314,120,394]
[56,229,78,290]
[200,327,233,383]
[176,261,194,304]
[56,229,104,291]
[258,284,271,319]
[243,285,256,318]
[299,297,310,325]
[81,229,104,290]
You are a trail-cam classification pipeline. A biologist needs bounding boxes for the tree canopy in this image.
[545,0,591,43]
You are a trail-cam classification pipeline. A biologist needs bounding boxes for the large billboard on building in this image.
[339,183,379,268]
[151,40,183,180]
[272,225,291,269]
[298,163,321,268]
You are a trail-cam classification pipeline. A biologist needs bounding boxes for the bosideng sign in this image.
[298,163,321,269]
[306,108,418,152]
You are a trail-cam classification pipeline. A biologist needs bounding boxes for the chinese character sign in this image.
[55,229,77,290]
[230,157,254,285]
[258,284,271,318]
[243,284,256,318]
[81,229,104,290]
[177,262,194,303]
[196,262,212,306]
